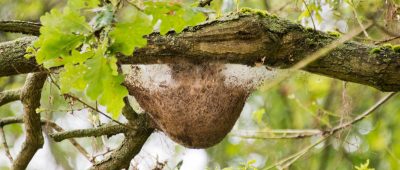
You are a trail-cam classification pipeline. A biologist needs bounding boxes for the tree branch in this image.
[233,92,397,139]
[12,72,47,170]
[0,116,96,163]
[0,89,20,106]
[91,115,153,169]
[0,20,41,36]
[49,124,129,142]
[0,127,13,162]
[0,13,399,91]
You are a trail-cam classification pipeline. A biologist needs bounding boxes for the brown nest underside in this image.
[125,62,259,148]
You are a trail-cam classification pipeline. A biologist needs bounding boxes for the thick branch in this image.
[91,115,153,169]
[0,89,20,106]
[0,21,41,36]
[0,13,399,91]
[49,124,129,142]
[12,72,47,170]
[0,36,42,77]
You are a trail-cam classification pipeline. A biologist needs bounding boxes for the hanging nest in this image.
[125,61,275,148]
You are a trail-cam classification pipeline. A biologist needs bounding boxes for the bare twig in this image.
[266,134,331,169]
[373,21,400,37]
[301,0,316,30]
[375,35,400,45]
[45,121,93,162]
[348,1,371,38]
[260,92,397,169]
[49,124,128,142]
[63,94,129,129]
[233,92,397,140]
[0,127,13,162]
[91,128,153,169]
[0,116,109,163]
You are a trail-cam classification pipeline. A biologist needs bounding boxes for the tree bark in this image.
[0,13,399,91]
[12,72,47,170]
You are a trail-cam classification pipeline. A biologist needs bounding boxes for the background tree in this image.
[0,0,399,169]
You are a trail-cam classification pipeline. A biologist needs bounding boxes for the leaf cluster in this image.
[27,0,206,118]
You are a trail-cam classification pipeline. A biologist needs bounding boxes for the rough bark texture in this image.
[0,89,20,106]
[12,72,47,170]
[0,21,41,36]
[0,36,41,77]
[0,13,399,91]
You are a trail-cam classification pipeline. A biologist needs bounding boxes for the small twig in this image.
[373,21,400,37]
[63,94,130,129]
[49,124,128,142]
[49,72,126,128]
[266,134,331,169]
[0,127,13,162]
[233,92,397,140]
[375,35,400,45]
[262,92,396,169]
[348,1,371,39]
[232,129,322,139]
[301,0,316,30]
[45,121,93,162]
[0,116,98,163]
[327,92,396,134]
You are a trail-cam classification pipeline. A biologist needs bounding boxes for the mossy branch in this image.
[0,13,399,92]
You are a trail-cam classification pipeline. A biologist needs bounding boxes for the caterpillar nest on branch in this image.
[125,61,276,148]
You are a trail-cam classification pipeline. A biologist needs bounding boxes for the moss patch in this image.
[239,7,276,18]
[370,47,382,54]
[327,31,341,37]
[392,45,400,53]
[370,43,400,54]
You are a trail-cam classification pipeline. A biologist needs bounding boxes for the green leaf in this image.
[109,11,153,55]
[83,46,128,117]
[144,2,206,35]
[43,49,94,68]
[98,73,127,118]
[34,8,91,64]
[60,63,88,93]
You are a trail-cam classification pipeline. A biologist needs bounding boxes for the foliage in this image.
[26,0,206,118]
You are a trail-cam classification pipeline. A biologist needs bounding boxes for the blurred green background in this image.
[1,0,400,169]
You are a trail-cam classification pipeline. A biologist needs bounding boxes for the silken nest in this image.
[125,61,277,148]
